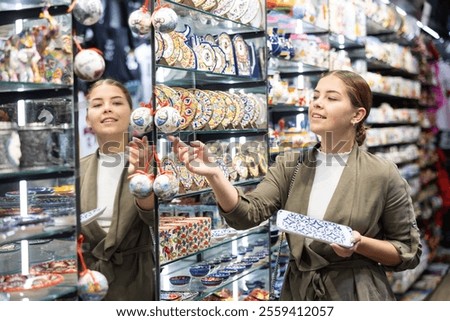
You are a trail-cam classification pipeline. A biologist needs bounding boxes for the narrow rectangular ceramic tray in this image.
[276,209,354,248]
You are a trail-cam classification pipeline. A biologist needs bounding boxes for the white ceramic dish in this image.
[276,209,354,248]
[80,207,106,226]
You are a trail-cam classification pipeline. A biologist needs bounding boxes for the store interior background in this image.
[71,0,450,300]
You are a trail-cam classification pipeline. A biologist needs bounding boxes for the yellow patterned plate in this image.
[173,87,198,130]
[204,90,226,130]
[229,93,245,128]
[189,89,214,130]
[217,91,236,129]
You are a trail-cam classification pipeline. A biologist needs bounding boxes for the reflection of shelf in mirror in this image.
[7,276,77,301]
[0,4,69,25]
[0,167,75,182]
[0,225,75,246]
[155,65,264,87]
[268,58,328,75]
[266,10,329,34]
[164,0,264,34]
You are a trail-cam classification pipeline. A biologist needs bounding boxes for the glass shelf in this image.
[165,0,265,35]
[6,275,77,301]
[0,167,75,183]
[366,59,419,79]
[0,82,72,94]
[155,65,265,87]
[0,225,75,246]
[329,33,365,50]
[266,10,329,35]
[268,58,328,75]
[269,104,308,114]
[0,0,70,11]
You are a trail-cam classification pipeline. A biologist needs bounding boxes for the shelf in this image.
[268,57,328,76]
[165,0,265,35]
[0,83,72,103]
[0,225,75,246]
[366,59,419,79]
[0,3,68,25]
[329,33,365,50]
[155,65,265,88]
[269,104,308,114]
[0,167,75,183]
[266,10,329,35]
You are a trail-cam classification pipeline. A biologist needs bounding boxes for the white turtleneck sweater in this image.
[307,150,350,220]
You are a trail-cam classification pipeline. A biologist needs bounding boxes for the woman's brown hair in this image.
[87,78,133,109]
[323,70,372,146]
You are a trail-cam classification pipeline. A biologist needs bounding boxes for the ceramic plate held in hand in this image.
[80,207,106,226]
[276,209,354,248]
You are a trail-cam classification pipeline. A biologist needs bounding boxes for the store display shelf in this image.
[0,167,75,183]
[266,10,329,35]
[366,59,419,79]
[268,58,328,76]
[6,275,77,301]
[0,83,72,104]
[269,104,308,114]
[372,92,419,103]
[0,225,75,246]
[155,65,265,87]
[160,225,268,267]
[0,3,68,24]
[366,141,419,149]
[329,33,365,50]
[366,121,419,127]
[366,17,397,37]
[170,128,268,139]
[160,178,264,201]
[165,0,265,35]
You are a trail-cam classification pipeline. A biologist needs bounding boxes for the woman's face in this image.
[309,75,357,142]
[86,84,131,140]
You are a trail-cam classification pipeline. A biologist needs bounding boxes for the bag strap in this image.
[269,149,307,300]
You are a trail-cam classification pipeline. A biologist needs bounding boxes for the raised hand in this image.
[127,136,153,175]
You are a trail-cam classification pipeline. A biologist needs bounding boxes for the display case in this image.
[149,0,270,301]
[0,1,78,301]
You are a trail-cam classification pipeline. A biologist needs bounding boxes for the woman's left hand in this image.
[330,231,362,257]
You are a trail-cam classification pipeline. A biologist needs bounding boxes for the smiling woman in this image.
[79,78,156,300]
[170,69,422,301]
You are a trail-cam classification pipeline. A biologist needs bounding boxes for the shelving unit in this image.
[150,0,270,301]
[0,0,78,301]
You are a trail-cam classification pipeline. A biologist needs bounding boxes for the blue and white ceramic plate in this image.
[80,207,106,226]
[276,209,354,248]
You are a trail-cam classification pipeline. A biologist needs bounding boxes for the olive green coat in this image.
[79,151,156,300]
[221,145,422,300]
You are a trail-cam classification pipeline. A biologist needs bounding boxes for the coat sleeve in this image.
[381,162,422,271]
[220,152,297,230]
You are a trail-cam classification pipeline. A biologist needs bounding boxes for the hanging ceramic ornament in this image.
[71,0,104,26]
[154,106,182,133]
[153,172,179,200]
[128,173,154,198]
[73,48,105,81]
[77,235,109,301]
[128,5,153,37]
[130,104,154,136]
[152,7,178,33]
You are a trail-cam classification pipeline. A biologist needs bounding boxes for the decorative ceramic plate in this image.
[217,33,236,75]
[173,87,198,129]
[204,90,226,129]
[80,207,106,226]
[0,243,20,253]
[229,93,245,128]
[30,259,77,274]
[161,291,199,301]
[211,228,237,241]
[227,0,249,21]
[276,209,354,248]
[0,273,64,292]
[189,89,214,130]
[212,0,235,16]
[217,91,236,128]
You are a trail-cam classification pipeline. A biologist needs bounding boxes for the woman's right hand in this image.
[168,135,221,177]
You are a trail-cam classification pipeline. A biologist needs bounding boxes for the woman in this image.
[80,78,156,300]
[170,70,422,300]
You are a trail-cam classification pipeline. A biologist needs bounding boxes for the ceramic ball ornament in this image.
[153,172,179,200]
[130,107,153,136]
[154,107,182,133]
[129,174,154,199]
[74,49,105,82]
[152,7,178,33]
[78,270,108,301]
[72,0,104,26]
[128,8,153,37]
